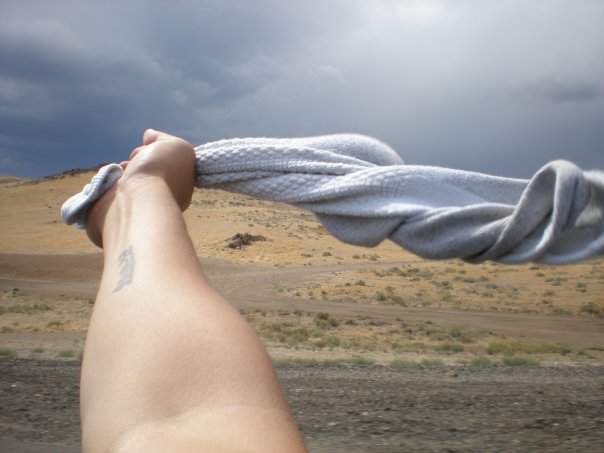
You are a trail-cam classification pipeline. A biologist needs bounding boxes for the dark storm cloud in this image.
[0,12,217,175]
[0,0,366,176]
[0,0,602,178]
[516,78,601,104]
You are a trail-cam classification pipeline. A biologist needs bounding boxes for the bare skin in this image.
[80,129,307,452]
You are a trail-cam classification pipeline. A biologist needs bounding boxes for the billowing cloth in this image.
[61,134,604,264]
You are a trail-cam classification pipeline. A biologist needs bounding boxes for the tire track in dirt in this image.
[2,254,602,348]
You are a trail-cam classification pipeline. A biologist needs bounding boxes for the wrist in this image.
[86,175,175,248]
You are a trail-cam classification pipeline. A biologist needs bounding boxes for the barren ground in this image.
[1,173,603,451]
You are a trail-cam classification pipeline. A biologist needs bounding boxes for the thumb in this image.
[142,128,181,146]
[142,128,162,145]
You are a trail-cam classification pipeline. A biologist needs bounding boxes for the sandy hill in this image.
[0,171,414,264]
[1,170,602,317]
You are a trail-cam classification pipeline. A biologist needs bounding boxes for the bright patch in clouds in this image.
[407,1,445,23]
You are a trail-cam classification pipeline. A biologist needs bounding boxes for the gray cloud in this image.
[0,0,602,178]
[516,78,601,104]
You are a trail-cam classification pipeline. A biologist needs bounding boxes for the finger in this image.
[129,145,145,160]
[136,129,187,160]
[142,128,161,145]
[142,128,181,146]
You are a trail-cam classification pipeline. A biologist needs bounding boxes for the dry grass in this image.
[240,308,600,366]
[2,172,601,319]
[239,308,492,353]
[2,172,603,366]
[277,260,604,316]
[0,289,92,333]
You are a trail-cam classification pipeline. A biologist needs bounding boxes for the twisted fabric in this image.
[61,134,604,264]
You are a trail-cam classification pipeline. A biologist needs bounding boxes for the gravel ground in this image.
[1,359,603,452]
[280,364,604,452]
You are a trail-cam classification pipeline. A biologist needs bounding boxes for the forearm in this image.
[80,178,302,452]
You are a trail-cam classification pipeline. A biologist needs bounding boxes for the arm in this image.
[80,129,306,452]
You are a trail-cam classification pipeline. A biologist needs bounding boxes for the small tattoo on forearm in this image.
[114,246,135,292]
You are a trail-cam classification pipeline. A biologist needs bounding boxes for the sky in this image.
[0,0,603,179]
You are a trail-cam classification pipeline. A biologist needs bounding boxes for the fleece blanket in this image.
[61,134,604,264]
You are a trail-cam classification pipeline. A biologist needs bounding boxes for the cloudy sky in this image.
[1,0,602,178]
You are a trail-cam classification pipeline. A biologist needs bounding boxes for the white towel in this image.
[61,134,604,264]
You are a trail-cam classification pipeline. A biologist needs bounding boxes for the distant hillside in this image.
[0,175,32,186]
[35,165,112,183]
[0,168,602,320]
[0,168,410,263]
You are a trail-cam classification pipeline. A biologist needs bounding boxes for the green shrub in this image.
[279,330,309,346]
[433,343,465,353]
[390,295,406,305]
[448,325,482,343]
[580,302,603,317]
[314,335,342,349]
[471,357,495,367]
[324,336,341,348]
[421,358,444,366]
[487,340,571,355]
[390,359,418,367]
[46,320,64,330]
[429,331,448,341]
[273,357,322,367]
[0,348,17,358]
[502,356,540,366]
[347,357,375,366]
[314,312,339,328]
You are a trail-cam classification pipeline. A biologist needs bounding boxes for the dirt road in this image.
[2,253,603,348]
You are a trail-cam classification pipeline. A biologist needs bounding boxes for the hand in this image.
[122,129,196,211]
[86,129,196,247]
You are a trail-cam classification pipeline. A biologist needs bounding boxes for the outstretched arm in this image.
[80,129,306,452]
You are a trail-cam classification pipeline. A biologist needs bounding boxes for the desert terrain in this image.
[1,171,603,452]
